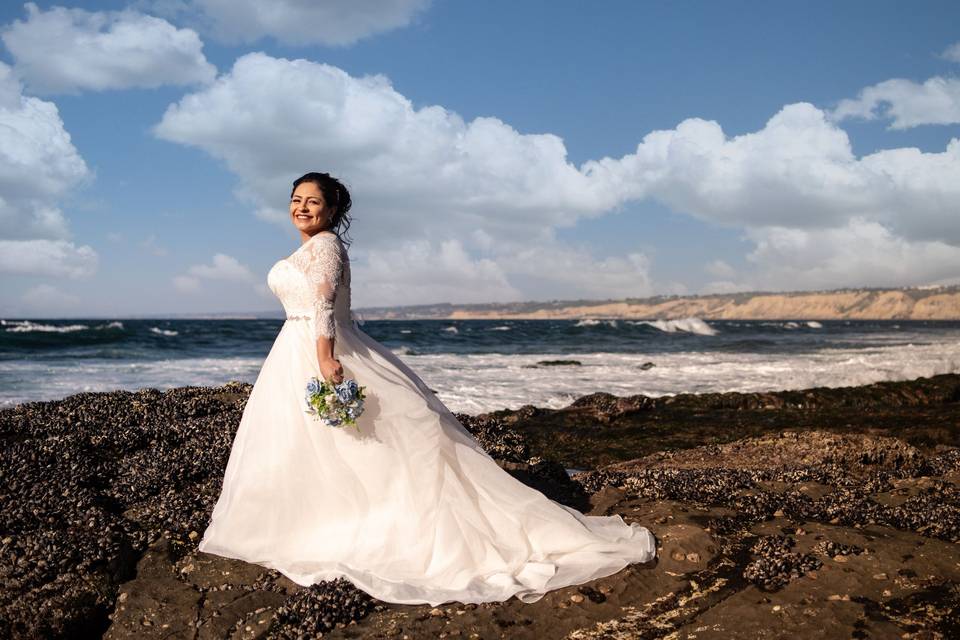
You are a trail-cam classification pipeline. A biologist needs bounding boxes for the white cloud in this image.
[140,234,168,256]
[829,43,960,129]
[153,54,960,303]
[1,2,216,95]
[0,62,96,281]
[701,280,749,295]
[173,252,270,297]
[942,41,960,64]
[0,239,98,278]
[491,241,654,302]
[354,239,520,307]
[589,103,960,244]
[188,253,255,281]
[21,284,80,310]
[153,52,614,246]
[173,274,201,293]
[742,218,960,291]
[350,237,653,307]
[831,76,960,129]
[705,259,736,280]
[147,0,431,46]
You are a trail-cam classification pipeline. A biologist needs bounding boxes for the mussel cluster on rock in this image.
[742,534,822,591]
[572,445,960,548]
[2,378,959,638]
[266,577,375,638]
[0,384,250,637]
[811,540,865,558]
[453,412,529,462]
[0,384,586,638]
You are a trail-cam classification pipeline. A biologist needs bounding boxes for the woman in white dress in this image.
[198,172,657,606]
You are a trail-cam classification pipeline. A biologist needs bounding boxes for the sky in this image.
[0,0,959,318]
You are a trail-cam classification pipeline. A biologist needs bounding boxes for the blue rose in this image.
[344,379,359,398]
[306,377,321,395]
[334,383,353,403]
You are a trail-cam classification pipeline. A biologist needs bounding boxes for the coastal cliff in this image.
[355,285,960,321]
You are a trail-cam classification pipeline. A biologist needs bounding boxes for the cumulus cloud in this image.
[153,53,611,244]
[354,239,521,307]
[591,102,960,245]
[1,2,216,95]
[148,0,432,46]
[942,41,960,64]
[173,252,269,296]
[705,259,736,280]
[490,241,654,302]
[153,53,960,302]
[21,284,80,310]
[831,76,960,129]
[743,218,960,291]
[0,239,97,278]
[0,62,96,281]
[829,43,960,129]
[350,237,654,307]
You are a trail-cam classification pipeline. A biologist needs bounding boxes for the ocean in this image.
[2,317,959,414]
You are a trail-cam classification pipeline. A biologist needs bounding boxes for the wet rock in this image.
[268,578,375,638]
[536,360,582,367]
[3,376,960,639]
[742,535,822,591]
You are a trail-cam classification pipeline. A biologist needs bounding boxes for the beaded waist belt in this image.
[284,312,364,326]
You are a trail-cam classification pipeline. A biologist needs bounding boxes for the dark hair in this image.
[291,172,353,247]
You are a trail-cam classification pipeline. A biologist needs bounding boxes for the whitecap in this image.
[575,319,601,327]
[5,320,89,333]
[393,346,418,356]
[637,317,718,336]
[150,327,179,336]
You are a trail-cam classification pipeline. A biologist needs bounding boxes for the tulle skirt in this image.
[198,318,657,605]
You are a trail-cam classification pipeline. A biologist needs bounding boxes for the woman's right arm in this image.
[316,335,343,383]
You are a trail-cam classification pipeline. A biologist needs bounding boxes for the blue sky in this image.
[0,0,958,317]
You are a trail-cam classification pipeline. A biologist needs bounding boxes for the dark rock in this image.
[3,375,960,639]
[535,360,582,366]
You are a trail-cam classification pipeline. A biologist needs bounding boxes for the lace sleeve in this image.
[299,234,343,340]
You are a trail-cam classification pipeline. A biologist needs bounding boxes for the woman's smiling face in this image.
[290,181,330,233]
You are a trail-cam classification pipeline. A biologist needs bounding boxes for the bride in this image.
[198,171,658,605]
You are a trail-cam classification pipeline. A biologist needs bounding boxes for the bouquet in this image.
[304,376,367,428]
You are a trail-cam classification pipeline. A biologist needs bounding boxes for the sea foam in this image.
[3,320,89,333]
[634,317,718,336]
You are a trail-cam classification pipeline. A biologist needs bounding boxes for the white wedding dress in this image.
[198,231,657,605]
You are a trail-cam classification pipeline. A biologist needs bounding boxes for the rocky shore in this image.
[1,374,959,638]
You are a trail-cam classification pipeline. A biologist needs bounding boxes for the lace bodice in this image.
[267,232,352,339]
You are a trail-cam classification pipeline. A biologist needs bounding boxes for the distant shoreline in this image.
[5,285,959,321]
[357,285,960,321]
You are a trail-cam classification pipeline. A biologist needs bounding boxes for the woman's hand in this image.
[320,357,344,385]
